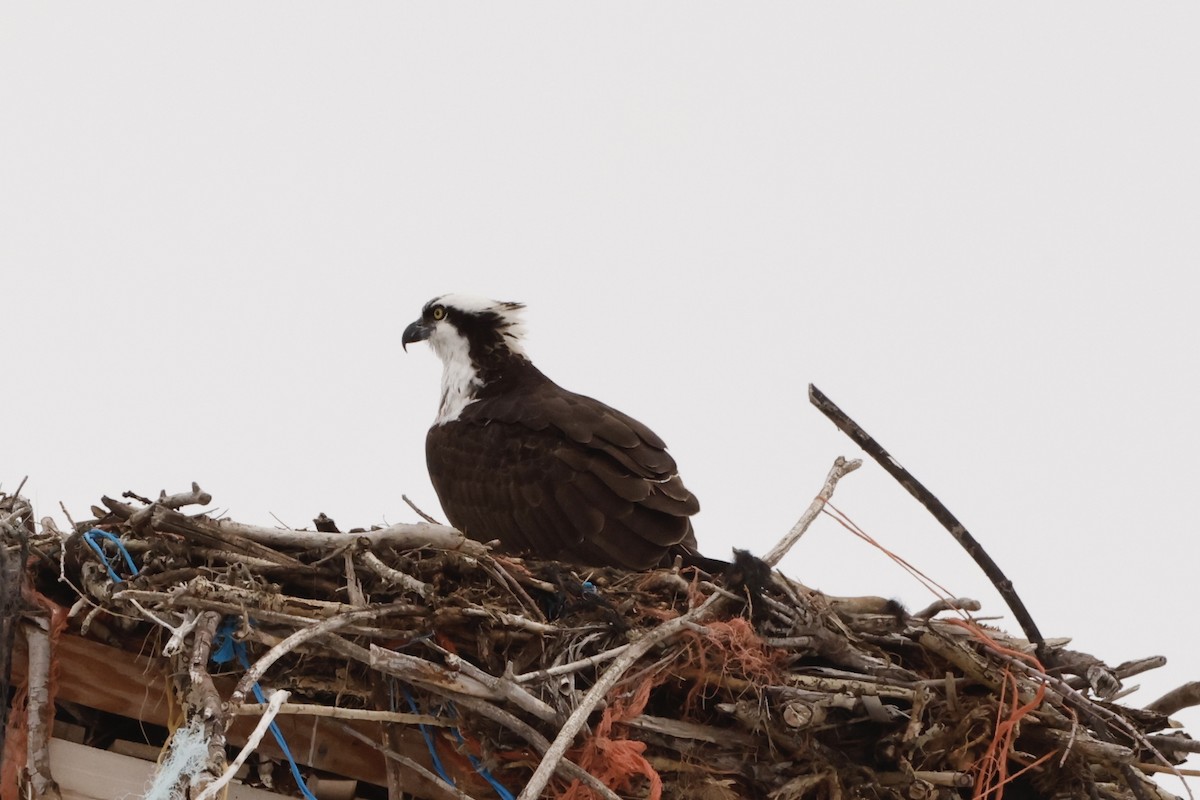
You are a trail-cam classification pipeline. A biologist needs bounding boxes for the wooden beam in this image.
[9,631,472,799]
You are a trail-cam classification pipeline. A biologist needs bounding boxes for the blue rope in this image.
[212,618,318,800]
[392,679,515,800]
[81,529,139,583]
[397,683,455,787]
[450,722,516,800]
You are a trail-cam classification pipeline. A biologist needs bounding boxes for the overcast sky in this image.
[3,4,1197,785]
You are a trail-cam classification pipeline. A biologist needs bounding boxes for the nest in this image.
[2,478,1197,800]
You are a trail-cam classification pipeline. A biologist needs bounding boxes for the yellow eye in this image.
[431,306,446,321]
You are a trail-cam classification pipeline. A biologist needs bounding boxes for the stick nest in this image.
[5,484,1196,800]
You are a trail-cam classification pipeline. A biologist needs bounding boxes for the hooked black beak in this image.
[402,320,431,352]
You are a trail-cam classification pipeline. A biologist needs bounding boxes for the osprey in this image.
[402,294,704,570]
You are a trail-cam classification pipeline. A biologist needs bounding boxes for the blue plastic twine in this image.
[212,618,319,800]
[393,678,515,800]
[82,528,139,583]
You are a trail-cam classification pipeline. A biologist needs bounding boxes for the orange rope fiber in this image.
[558,674,663,800]
[821,503,1052,800]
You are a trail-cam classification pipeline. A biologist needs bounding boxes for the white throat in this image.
[429,321,482,424]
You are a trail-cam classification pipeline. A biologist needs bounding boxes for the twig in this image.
[370,645,538,710]
[230,608,397,705]
[763,456,862,566]
[992,644,1195,800]
[142,506,308,568]
[114,588,423,636]
[1112,655,1168,680]
[194,689,290,800]
[450,694,621,800]
[357,548,431,597]
[458,605,580,634]
[402,494,443,525]
[334,721,481,800]
[181,611,228,797]
[128,482,213,530]
[517,592,722,800]
[480,556,547,622]
[230,702,449,726]
[344,550,367,606]
[1146,681,1200,716]
[154,508,482,554]
[513,643,633,684]
[878,771,973,789]
[125,599,199,656]
[914,597,982,619]
[1145,735,1200,755]
[422,639,558,722]
[808,383,1047,656]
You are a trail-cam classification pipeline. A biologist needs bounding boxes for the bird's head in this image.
[403,294,530,424]
[402,294,528,361]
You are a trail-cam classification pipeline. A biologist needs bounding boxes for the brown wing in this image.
[425,385,699,570]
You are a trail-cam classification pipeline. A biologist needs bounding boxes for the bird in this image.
[402,293,706,570]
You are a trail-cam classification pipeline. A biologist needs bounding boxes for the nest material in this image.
[3,484,1197,800]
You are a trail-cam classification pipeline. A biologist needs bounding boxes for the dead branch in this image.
[809,383,1047,656]
[177,611,228,798]
[334,722,481,800]
[22,619,61,800]
[1146,680,1200,716]
[231,702,449,726]
[195,689,289,800]
[763,455,862,566]
[518,592,723,800]
[357,548,432,597]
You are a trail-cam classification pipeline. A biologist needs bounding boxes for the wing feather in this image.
[430,377,701,568]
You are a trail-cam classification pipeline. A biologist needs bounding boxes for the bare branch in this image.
[763,456,862,567]
[518,592,723,800]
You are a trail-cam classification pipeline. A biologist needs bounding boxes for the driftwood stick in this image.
[334,722,481,800]
[0,504,30,763]
[230,609,387,705]
[125,599,198,656]
[878,770,973,789]
[232,701,448,726]
[1145,735,1200,755]
[808,383,1047,656]
[457,606,581,635]
[366,643,560,723]
[422,640,558,722]
[479,556,547,622]
[344,550,368,606]
[914,597,982,619]
[23,619,62,800]
[194,689,290,800]
[990,645,1193,795]
[154,509,483,554]
[114,588,422,636]
[513,643,633,685]
[517,592,722,800]
[402,494,443,525]
[1112,655,1167,680]
[127,482,213,530]
[147,507,308,568]
[763,456,862,566]
[1145,681,1200,716]
[449,695,621,800]
[371,682,408,800]
[357,548,431,597]
[182,611,228,798]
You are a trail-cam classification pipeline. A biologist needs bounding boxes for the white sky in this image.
[3,4,1198,787]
